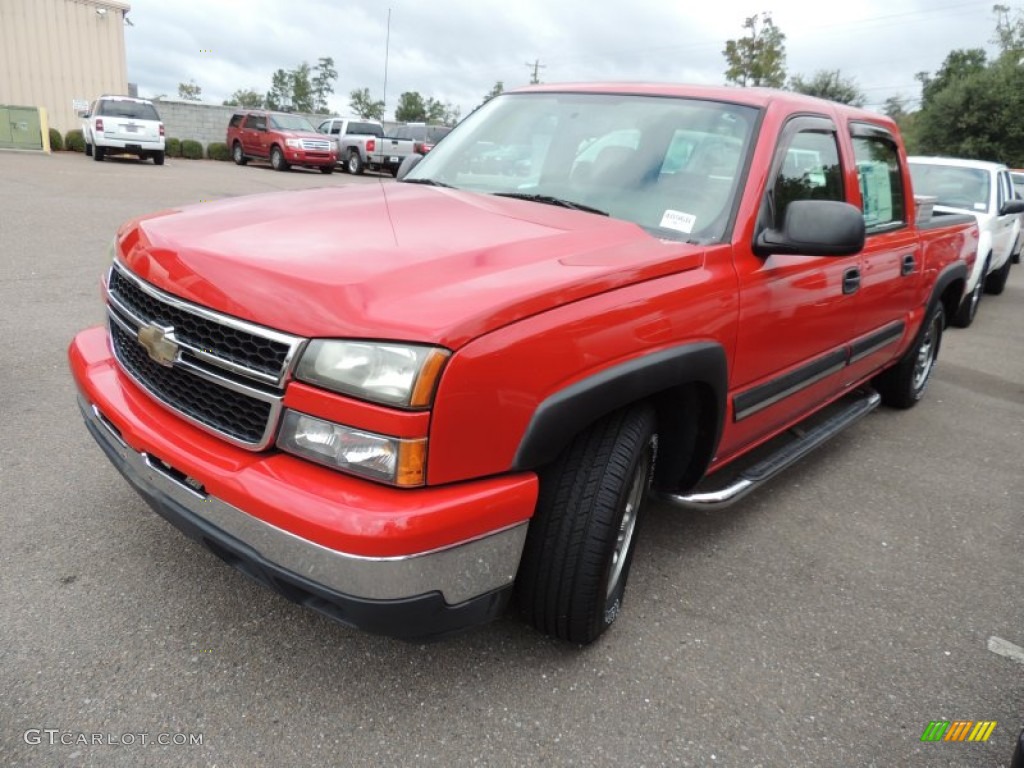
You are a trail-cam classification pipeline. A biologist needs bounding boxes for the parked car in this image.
[315,116,415,175]
[394,122,453,154]
[227,110,336,173]
[71,85,977,644]
[909,157,1023,326]
[82,95,165,164]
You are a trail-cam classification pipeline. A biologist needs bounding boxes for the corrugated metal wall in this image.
[0,0,130,134]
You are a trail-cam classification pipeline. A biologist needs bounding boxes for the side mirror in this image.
[755,200,865,257]
[396,153,423,180]
[999,198,1024,215]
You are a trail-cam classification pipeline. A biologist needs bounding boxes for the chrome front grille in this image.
[300,139,332,152]
[105,261,304,450]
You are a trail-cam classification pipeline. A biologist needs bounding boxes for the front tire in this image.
[950,255,988,329]
[874,302,944,409]
[516,404,657,644]
[270,146,289,172]
[984,255,1011,295]
[319,164,334,174]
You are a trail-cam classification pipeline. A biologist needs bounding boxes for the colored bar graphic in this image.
[921,720,997,743]
[921,721,950,742]
[945,721,973,741]
[968,722,997,742]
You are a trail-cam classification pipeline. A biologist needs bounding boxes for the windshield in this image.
[909,163,991,213]
[404,93,758,242]
[270,114,316,132]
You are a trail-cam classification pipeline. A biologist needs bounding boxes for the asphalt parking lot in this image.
[1,150,1022,768]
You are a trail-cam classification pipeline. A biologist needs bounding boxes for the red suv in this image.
[227,110,336,173]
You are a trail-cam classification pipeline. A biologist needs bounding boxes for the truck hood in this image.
[117,184,705,348]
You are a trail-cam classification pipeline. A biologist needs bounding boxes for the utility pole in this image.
[383,8,391,120]
[525,59,546,85]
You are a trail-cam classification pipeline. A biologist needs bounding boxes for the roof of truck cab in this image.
[510,82,894,123]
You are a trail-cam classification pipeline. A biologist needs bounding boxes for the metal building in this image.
[0,0,131,137]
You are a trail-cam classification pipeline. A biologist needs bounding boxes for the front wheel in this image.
[319,164,334,175]
[270,146,289,172]
[874,302,944,409]
[516,404,657,644]
[984,255,1011,295]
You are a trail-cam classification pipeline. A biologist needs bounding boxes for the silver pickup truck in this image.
[316,117,415,176]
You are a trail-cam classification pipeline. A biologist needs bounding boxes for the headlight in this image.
[295,341,449,408]
[285,138,302,148]
[277,410,426,486]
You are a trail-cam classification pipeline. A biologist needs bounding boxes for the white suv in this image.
[909,157,1024,327]
[83,95,166,165]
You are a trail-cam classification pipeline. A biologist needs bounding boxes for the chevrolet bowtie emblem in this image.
[137,324,178,367]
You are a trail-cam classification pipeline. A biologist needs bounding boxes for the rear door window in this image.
[851,133,906,233]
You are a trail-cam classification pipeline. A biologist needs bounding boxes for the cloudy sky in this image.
[123,0,1005,118]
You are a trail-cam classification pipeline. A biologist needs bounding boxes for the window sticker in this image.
[659,209,697,234]
[974,202,986,211]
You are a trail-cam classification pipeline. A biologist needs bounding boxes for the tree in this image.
[992,3,1024,58]
[266,69,291,111]
[177,80,202,101]
[290,62,314,113]
[789,70,865,106]
[312,56,337,114]
[914,61,1024,166]
[480,81,504,107]
[223,88,263,108]
[395,91,428,122]
[349,88,385,120]
[916,49,987,110]
[723,13,787,88]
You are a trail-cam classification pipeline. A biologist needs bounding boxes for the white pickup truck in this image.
[315,117,415,176]
[909,157,1024,327]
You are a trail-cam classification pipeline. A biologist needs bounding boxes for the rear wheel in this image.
[232,142,247,166]
[85,142,93,157]
[270,146,289,172]
[874,302,944,409]
[347,150,365,175]
[153,150,165,166]
[93,145,105,162]
[516,404,657,644]
[984,255,1011,295]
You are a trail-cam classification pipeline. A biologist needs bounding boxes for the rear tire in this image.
[874,302,944,409]
[516,404,657,644]
[85,142,93,157]
[93,146,105,162]
[984,255,1011,295]
[232,142,247,166]
[152,151,165,166]
[347,150,365,175]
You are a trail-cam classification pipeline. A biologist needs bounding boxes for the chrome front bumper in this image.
[79,395,528,637]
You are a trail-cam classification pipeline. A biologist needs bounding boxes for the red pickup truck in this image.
[70,84,977,644]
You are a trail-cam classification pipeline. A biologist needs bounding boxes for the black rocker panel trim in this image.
[511,342,728,471]
[849,321,905,363]
[733,348,848,421]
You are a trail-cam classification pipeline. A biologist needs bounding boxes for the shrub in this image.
[48,127,64,151]
[207,142,230,161]
[181,139,203,159]
[165,137,182,158]
[64,129,85,152]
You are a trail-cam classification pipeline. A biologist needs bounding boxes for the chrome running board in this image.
[657,390,882,511]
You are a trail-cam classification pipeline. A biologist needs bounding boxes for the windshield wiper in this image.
[492,192,608,216]
[400,178,455,188]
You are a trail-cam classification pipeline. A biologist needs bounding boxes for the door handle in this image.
[901,253,916,276]
[842,267,861,295]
